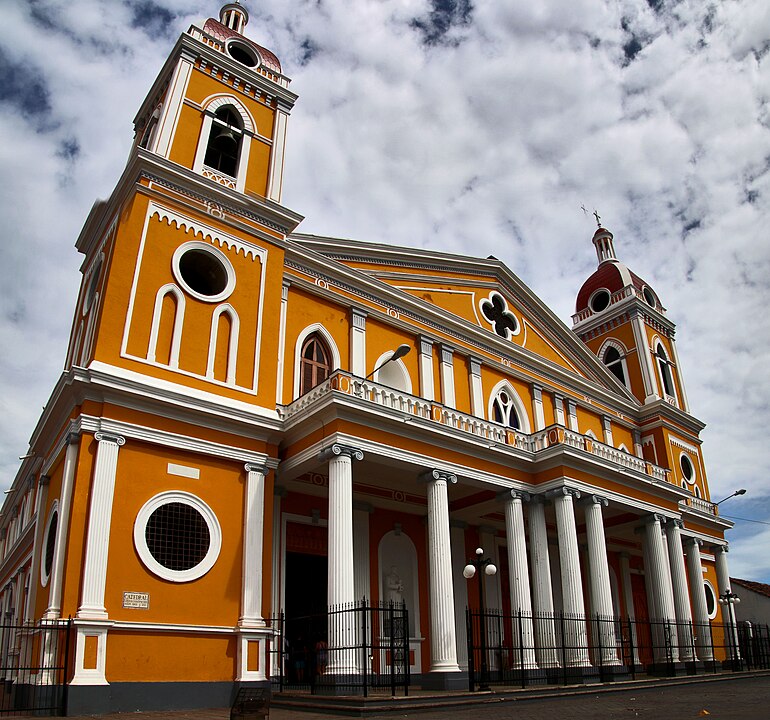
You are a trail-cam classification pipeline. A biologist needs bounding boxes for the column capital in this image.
[66,431,81,445]
[440,345,454,365]
[685,536,702,548]
[244,462,269,476]
[351,307,367,329]
[498,489,530,503]
[579,494,608,507]
[532,383,543,401]
[546,486,581,500]
[419,468,457,485]
[419,336,433,356]
[711,543,729,554]
[469,357,482,377]
[94,432,125,446]
[646,512,667,526]
[319,443,364,462]
[666,518,684,530]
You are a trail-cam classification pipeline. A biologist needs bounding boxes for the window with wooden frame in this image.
[300,334,332,395]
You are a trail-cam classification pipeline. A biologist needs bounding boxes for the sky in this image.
[0,0,768,582]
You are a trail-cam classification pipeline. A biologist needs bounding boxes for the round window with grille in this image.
[134,492,221,582]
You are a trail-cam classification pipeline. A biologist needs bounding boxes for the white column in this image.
[422,469,461,673]
[582,495,619,665]
[685,538,713,661]
[532,384,545,431]
[619,553,640,665]
[566,400,579,432]
[240,463,268,627]
[45,433,80,620]
[275,282,290,405]
[668,336,690,412]
[469,358,484,417]
[714,545,740,658]
[78,432,125,619]
[450,521,469,669]
[631,310,658,403]
[528,496,558,668]
[551,487,590,667]
[155,50,195,158]
[502,490,537,668]
[554,393,565,426]
[642,514,679,662]
[320,443,363,674]
[439,345,455,408]
[267,105,290,202]
[665,520,695,661]
[350,308,367,378]
[602,416,614,446]
[419,337,435,401]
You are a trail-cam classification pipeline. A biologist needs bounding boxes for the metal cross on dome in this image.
[480,292,518,339]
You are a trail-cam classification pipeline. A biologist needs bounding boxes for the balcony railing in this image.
[282,371,674,486]
[679,495,718,517]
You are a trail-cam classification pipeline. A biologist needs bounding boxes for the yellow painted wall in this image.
[576,406,603,440]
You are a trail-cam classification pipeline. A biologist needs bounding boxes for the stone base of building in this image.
[419,670,468,690]
[313,675,366,696]
[66,680,269,716]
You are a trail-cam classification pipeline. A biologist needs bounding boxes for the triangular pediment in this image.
[289,234,638,401]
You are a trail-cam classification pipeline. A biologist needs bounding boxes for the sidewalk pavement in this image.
[56,671,770,720]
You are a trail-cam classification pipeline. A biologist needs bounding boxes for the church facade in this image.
[0,3,737,714]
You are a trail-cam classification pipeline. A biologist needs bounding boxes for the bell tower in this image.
[572,223,690,413]
[133,1,296,201]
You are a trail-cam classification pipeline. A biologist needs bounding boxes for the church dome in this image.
[203,16,282,74]
[575,227,661,315]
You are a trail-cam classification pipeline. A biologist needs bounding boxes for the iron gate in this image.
[270,601,410,696]
[0,618,72,716]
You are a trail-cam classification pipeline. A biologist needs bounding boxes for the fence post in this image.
[389,602,396,698]
[627,618,636,680]
[517,610,525,688]
[403,600,410,696]
[559,612,567,686]
[62,617,73,716]
[466,608,475,692]
[361,599,368,698]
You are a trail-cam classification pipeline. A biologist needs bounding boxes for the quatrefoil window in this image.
[480,292,520,339]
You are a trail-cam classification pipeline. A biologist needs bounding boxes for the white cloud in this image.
[1,0,769,581]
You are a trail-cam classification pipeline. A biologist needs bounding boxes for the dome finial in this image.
[220,2,249,34]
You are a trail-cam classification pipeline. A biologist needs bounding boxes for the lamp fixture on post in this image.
[463,547,497,691]
[365,343,411,380]
[718,588,742,669]
[714,489,747,506]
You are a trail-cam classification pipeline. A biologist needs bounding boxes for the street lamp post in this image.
[463,547,497,691]
[718,588,742,669]
[714,489,747,506]
[365,344,411,379]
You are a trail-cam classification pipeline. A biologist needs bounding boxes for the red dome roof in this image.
[203,18,282,74]
[575,260,654,314]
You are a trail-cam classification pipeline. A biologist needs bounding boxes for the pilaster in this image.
[350,308,367,378]
[240,462,269,627]
[419,337,435,402]
[78,432,125,620]
[439,345,455,408]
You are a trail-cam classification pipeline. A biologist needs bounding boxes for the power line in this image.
[720,514,770,526]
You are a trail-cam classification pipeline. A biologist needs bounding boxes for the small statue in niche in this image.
[385,565,404,605]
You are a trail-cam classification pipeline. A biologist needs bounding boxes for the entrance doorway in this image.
[285,552,327,617]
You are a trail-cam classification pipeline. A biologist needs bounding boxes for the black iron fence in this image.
[269,601,410,696]
[466,608,770,691]
[0,618,72,716]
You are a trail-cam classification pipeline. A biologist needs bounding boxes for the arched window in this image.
[204,106,243,178]
[655,343,675,398]
[491,387,521,430]
[604,346,627,385]
[300,334,332,395]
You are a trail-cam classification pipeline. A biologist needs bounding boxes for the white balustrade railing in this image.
[680,496,717,516]
[281,372,670,483]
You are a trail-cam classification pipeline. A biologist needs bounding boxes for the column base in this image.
[420,670,468,691]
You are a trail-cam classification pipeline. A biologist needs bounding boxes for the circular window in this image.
[642,286,657,308]
[134,492,222,582]
[590,289,611,313]
[680,454,695,484]
[227,40,259,68]
[41,503,58,588]
[172,242,235,302]
[704,581,717,619]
